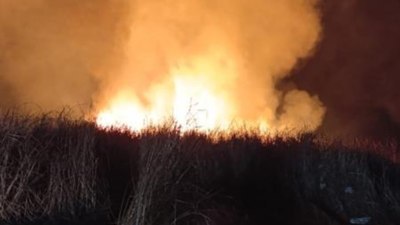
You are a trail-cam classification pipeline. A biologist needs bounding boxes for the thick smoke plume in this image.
[0,0,130,111]
[0,0,325,133]
[94,0,325,132]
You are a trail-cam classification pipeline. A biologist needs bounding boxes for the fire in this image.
[96,50,265,132]
[93,0,326,135]
[170,75,230,131]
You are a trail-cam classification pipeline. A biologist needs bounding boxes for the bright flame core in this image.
[94,0,326,135]
[96,50,266,132]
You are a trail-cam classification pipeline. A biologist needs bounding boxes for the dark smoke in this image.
[287,0,400,139]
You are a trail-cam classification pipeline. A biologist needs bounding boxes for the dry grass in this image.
[0,111,100,223]
[0,111,399,225]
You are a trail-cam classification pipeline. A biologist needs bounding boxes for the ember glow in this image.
[93,0,326,134]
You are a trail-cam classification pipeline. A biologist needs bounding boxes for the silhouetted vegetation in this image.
[0,112,399,225]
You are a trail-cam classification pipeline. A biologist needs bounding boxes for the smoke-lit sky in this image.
[0,0,134,111]
[0,0,399,138]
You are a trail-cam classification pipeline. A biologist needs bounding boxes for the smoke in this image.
[0,0,325,133]
[93,0,325,132]
[0,0,131,112]
[3,0,397,138]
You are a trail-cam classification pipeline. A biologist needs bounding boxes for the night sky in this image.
[287,0,400,139]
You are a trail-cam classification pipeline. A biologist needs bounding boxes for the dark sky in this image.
[287,0,400,139]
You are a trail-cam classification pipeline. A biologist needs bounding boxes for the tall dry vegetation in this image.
[0,111,99,222]
[0,112,399,225]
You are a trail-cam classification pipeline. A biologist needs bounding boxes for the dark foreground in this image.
[0,113,399,225]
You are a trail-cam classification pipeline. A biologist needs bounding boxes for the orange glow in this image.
[96,49,266,132]
[93,0,326,135]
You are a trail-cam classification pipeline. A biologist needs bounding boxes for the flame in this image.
[93,0,325,135]
[96,49,268,132]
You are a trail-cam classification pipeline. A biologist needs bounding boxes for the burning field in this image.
[0,0,326,134]
[92,0,325,134]
[0,0,400,224]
